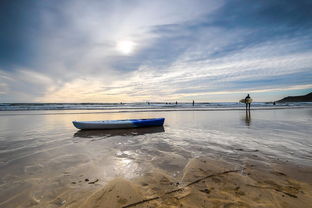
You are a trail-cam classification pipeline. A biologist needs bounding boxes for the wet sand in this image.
[2,156,311,208]
[0,109,312,207]
[64,157,312,208]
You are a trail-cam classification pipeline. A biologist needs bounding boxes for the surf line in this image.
[122,169,242,208]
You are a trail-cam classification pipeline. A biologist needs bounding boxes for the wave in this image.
[0,102,311,111]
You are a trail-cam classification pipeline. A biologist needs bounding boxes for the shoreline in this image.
[1,106,311,116]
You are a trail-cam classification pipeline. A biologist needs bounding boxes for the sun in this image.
[116,40,135,55]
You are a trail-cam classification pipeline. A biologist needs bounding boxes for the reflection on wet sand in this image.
[73,126,165,138]
[243,110,251,126]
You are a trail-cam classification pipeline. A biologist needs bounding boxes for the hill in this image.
[276,92,312,102]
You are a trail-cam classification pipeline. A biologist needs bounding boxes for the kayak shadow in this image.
[73,126,165,138]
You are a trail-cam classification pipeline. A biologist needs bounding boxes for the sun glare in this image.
[116,40,135,55]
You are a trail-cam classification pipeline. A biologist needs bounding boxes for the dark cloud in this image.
[0,0,42,69]
[228,69,312,90]
[173,69,312,95]
[180,0,312,59]
[208,0,312,28]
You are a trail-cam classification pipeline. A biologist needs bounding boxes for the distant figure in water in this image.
[273,102,276,105]
[176,101,178,105]
[245,94,251,111]
[192,100,195,106]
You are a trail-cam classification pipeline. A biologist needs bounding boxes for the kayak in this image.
[239,98,253,104]
[72,118,165,130]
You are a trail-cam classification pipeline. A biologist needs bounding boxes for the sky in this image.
[0,0,312,103]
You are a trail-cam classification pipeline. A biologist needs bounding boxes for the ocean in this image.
[1,102,312,111]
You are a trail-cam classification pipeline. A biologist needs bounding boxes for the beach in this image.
[0,107,312,208]
[2,0,312,207]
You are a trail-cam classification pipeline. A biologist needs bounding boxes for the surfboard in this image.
[239,98,253,104]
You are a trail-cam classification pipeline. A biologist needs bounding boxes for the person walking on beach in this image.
[192,100,195,106]
[245,94,251,111]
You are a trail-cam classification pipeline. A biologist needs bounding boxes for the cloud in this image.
[0,0,312,102]
[0,69,56,102]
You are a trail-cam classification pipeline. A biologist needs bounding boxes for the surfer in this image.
[245,94,251,111]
